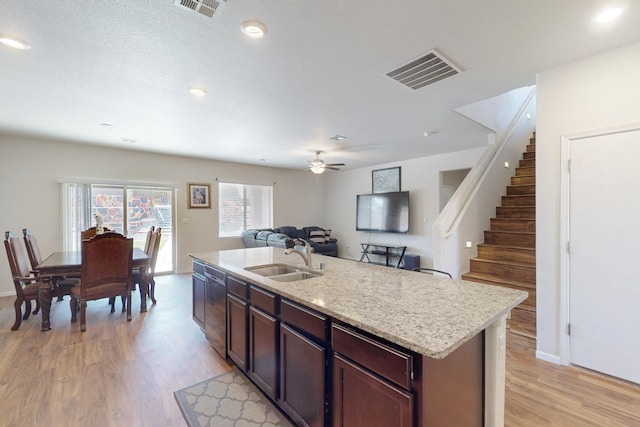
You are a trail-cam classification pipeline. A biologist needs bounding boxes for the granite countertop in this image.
[190,247,527,359]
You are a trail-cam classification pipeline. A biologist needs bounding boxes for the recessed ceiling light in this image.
[330,135,347,141]
[0,34,32,50]
[122,137,137,144]
[241,20,267,39]
[99,123,114,128]
[189,87,208,96]
[595,7,623,23]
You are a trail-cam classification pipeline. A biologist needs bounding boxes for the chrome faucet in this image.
[284,238,312,267]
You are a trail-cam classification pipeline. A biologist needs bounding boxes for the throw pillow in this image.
[324,229,332,243]
[309,230,326,244]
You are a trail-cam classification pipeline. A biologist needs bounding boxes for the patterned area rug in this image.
[174,369,294,427]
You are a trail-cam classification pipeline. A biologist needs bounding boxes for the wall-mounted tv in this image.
[356,191,410,233]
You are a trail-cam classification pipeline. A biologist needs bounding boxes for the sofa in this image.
[241,226,338,257]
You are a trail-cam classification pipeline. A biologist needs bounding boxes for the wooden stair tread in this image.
[461,272,536,290]
[470,257,535,268]
[478,243,536,252]
[485,230,535,235]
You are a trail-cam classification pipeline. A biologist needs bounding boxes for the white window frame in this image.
[218,182,273,238]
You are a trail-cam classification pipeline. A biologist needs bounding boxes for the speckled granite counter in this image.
[190,247,527,359]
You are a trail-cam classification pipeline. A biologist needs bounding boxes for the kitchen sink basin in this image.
[245,264,300,277]
[269,271,322,282]
[244,263,322,281]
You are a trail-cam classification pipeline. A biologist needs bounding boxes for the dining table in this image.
[35,248,151,331]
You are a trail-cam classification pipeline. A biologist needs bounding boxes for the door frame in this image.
[559,122,640,365]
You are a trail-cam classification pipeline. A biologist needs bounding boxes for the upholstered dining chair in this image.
[4,231,46,330]
[70,232,133,332]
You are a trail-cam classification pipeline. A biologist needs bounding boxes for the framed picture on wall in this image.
[372,167,401,193]
[188,183,211,208]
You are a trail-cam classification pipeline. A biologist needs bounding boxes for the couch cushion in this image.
[256,230,273,240]
[308,229,326,244]
[324,229,332,243]
[241,229,260,239]
[275,226,299,239]
[267,232,295,249]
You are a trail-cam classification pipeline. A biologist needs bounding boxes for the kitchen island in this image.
[190,247,527,427]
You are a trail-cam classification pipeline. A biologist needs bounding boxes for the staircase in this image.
[462,133,536,338]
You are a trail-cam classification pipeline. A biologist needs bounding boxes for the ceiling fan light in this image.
[310,164,325,174]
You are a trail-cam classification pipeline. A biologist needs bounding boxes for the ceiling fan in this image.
[307,151,345,174]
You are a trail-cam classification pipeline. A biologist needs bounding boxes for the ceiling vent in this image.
[386,49,462,90]
[174,0,226,18]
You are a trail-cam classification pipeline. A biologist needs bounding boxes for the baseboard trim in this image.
[535,350,561,365]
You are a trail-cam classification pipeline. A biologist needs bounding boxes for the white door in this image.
[569,129,640,384]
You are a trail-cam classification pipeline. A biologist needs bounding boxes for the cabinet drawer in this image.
[227,275,248,300]
[281,299,328,343]
[192,261,205,276]
[250,286,277,316]
[332,324,413,390]
[205,265,225,283]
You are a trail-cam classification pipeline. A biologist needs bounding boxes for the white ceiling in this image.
[1,0,640,171]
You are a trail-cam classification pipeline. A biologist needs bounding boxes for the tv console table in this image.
[359,243,407,268]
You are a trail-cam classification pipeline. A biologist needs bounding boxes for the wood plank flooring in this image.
[1,274,639,426]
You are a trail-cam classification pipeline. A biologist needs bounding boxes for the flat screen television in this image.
[356,191,410,233]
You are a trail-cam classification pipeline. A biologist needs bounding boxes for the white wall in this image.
[0,133,325,296]
[323,148,485,265]
[536,41,640,361]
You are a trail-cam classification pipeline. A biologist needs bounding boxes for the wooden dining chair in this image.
[23,228,79,302]
[70,232,133,332]
[144,227,162,304]
[4,231,47,330]
[109,226,158,312]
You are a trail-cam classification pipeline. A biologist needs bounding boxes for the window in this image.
[219,183,272,237]
[61,182,175,273]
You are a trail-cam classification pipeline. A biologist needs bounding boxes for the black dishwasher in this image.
[204,266,227,359]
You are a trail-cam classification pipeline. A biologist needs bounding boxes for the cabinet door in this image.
[332,354,413,427]
[280,324,326,427]
[192,273,205,328]
[227,293,248,371]
[249,306,279,399]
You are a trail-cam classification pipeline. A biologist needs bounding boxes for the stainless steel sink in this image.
[245,264,300,277]
[244,263,322,281]
[269,271,322,282]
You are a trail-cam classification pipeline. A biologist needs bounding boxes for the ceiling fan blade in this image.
[325,163,345,167]
[325,166,341,170]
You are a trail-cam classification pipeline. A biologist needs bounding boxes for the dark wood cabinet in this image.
[332,324,415,427]
[333,353,414,427]
[280,323,326,427]
[192,262,206,329]
[227,293,249,371]
[249,306,279,399]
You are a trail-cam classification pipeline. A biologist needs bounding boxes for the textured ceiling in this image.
[1,0,640,171]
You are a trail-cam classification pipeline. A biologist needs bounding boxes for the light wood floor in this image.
[1,274,639,427]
